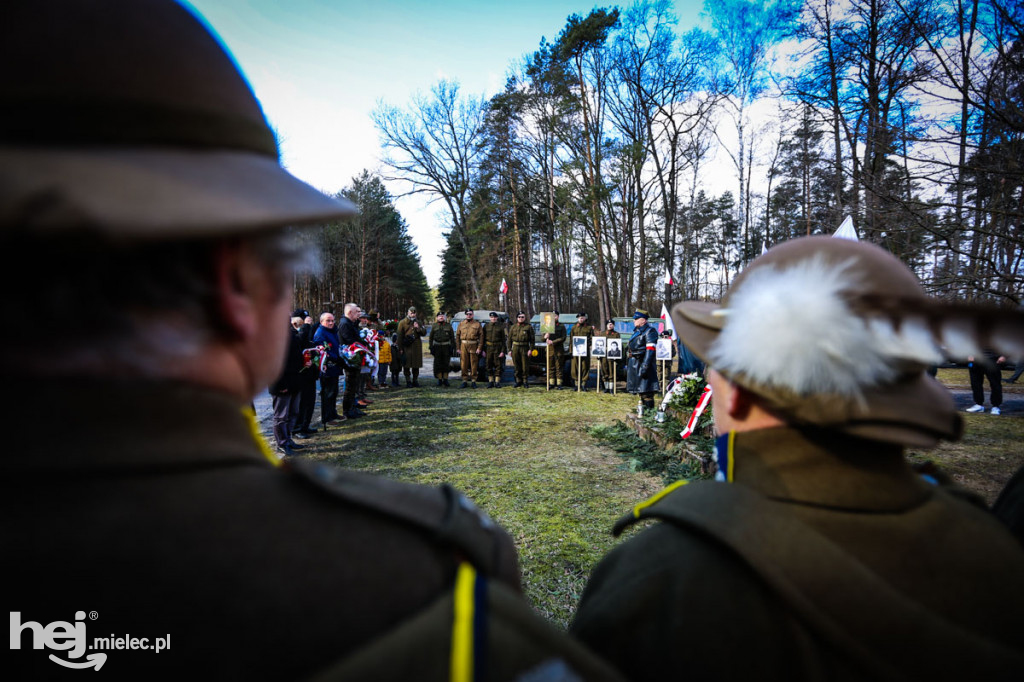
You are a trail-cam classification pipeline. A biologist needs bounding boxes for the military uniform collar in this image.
[727,426,933,512]
[6,378,270,474]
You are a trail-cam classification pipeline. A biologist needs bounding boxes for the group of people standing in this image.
[12,3,1021,678]
[269,303,376,455]
[423,308,683,395]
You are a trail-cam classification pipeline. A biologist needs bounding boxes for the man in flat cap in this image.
[0,2,621,680]
[455,308,483,388]
[571,236,1024,679]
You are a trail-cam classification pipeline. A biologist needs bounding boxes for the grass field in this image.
[289,369,1023,627]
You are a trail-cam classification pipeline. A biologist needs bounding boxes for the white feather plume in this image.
[707,255,944,397]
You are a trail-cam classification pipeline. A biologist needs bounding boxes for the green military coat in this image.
[571,426,1024,680]
[396,316,426,368]
[428,321,455,376]
[7,379,623,681]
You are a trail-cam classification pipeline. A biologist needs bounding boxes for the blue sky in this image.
[186,1,707,285]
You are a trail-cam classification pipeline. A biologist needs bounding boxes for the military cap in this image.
[577,311,588,318]
[465,308,474,314]
[669,236,1024,447]
[553,310,560,316]
[633,309,649,320]
[292,309,308,319]
[408,306,417,314]
[0,0,356,236]
[489,312,498,318]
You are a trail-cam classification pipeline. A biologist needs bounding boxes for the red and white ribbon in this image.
[680,384,713,439]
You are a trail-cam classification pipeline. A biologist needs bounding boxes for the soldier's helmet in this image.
[1,0,355,238]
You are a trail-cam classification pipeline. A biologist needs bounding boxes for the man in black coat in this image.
[290,308,319,439]
[269,317,307,456]
[337,302,366,419]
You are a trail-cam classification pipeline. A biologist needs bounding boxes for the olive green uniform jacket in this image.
[6,379,622,681]
[484,320,508,379]
[545,322,566,384]
[456,318,484,381]
[571,427,1024,681]
[396,316,426,368]
[428,321,455,378]
[508,322,535,384]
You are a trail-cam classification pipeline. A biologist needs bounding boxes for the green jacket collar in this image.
[726,426,933,512]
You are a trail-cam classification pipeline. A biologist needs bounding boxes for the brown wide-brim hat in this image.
[0,0,355,238]
[672,236,966,448]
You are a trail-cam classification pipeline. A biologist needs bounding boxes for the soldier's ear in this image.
[213,239,265,342]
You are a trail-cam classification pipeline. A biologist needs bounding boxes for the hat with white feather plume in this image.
[671,236,1024,447]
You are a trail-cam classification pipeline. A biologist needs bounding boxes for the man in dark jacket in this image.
[626,310,659,413]
[313,311,343,424]
[269,317,307,456]
[2,3,622,680]
[337,302,365,418]
[571,237,1024,680]
[292,310,319,438]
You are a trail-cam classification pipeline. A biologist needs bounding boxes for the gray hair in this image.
[0,227,314,375]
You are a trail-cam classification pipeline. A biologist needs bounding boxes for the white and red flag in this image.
[660,304,676,340]
[499,278,509,294]
[681,384,713,439]
[666,268,675,286]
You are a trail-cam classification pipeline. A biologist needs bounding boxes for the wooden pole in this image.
[546,345,551,392]
[613,363,617,395]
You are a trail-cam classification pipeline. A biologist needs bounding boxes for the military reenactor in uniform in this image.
[396,306,426,387]
[509,311,535,388]
[571,237,1024,680]
[596,319,618,393]
[2,4,624,679]
[625,310,659,412]
[569,311,595,391]
[543,309,567,389]
[455,308,483,388]
[428,311,455,387]
[484,311,508,388]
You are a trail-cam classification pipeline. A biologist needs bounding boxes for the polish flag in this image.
[499,278,509,294]
[666,268,675,286]
[681,384,713,439]
[660,304,676,340]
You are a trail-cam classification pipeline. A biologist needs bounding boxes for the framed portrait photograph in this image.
[572,336,588,357]
[656,338,673,361]
[606,338,622,360]
[591,337,606,357]
[540,312,556,335]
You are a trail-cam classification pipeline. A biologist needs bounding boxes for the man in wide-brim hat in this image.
[0,2,622,680]
[572,236,1024,679]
